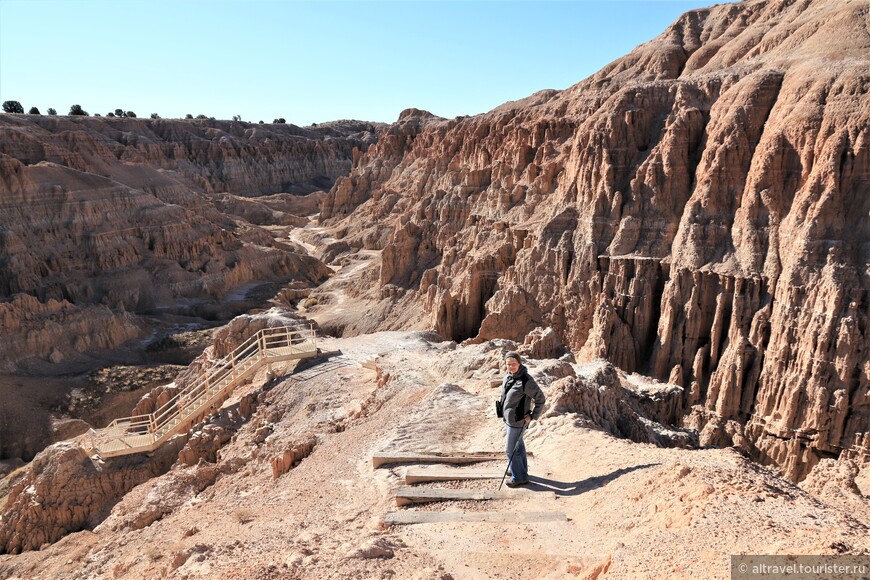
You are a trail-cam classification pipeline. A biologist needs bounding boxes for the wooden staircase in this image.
[79,325,318,458]
[373,451,567,525]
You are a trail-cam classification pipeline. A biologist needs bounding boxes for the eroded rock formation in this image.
[0,441,176,554]
[546,360,696,448]
[0,293,144,374]
[0,117,373,372]
[320,0,870,480]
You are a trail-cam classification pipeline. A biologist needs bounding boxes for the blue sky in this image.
[1,0,714,126]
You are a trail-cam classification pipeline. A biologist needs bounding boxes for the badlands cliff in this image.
[317,0,870,481]
[0,117,379,374]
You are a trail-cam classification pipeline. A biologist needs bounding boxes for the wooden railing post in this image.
[83,324,323,458]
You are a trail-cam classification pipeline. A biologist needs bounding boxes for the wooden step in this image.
[384,511,567,525]
[373,451,531,469]
[404,467,503,484]
[395,486,546,506]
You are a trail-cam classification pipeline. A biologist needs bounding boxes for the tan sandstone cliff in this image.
[319,0,870,481]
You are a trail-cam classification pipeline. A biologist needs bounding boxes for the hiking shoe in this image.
[506,479,529,488]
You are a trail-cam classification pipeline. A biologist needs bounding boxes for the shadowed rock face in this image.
[0,441,178,554]
[0,118,378,372]
[321,0,870,480]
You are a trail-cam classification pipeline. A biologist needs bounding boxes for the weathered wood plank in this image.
[384,511,568,525]
[395,486,548,506]
[372,451,532,469]
[404,467,502,484]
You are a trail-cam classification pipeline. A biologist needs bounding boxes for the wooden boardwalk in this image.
[79,326,318,458]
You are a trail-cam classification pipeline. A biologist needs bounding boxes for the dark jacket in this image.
[499,365,545,428]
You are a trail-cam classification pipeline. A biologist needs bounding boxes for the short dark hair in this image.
[504,351,521,363]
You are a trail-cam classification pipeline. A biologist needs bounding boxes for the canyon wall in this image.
[0,117,377,371]
[320,0,870,480]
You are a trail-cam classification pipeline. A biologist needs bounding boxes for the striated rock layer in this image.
[321,0,870,480]
[0,117,375,371]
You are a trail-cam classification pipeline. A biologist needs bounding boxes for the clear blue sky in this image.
[1,0,714,126]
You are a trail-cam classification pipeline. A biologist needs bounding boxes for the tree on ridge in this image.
[2,101,24,113]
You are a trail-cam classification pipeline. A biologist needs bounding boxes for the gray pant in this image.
[504,424,528,482]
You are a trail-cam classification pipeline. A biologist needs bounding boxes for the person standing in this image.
[499,351,545,487]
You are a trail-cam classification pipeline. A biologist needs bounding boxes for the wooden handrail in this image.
[79,325,318,457]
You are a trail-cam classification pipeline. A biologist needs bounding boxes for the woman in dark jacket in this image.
[499,351,545,487]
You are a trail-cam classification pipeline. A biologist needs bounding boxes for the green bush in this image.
[47,108,57,115]
[28,107,40,114]
[69,104,88,115]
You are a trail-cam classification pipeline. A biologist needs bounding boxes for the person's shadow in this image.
[526,463,659,496]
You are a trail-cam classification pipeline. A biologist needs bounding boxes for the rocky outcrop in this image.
[546,360,696,448]
[94,459,239,534]
[797,458,868,513]
[0,441,175,554]
[320,0,870,479]
[177,425,233,467]
[270,435,317,480]
[519,326,564,360]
